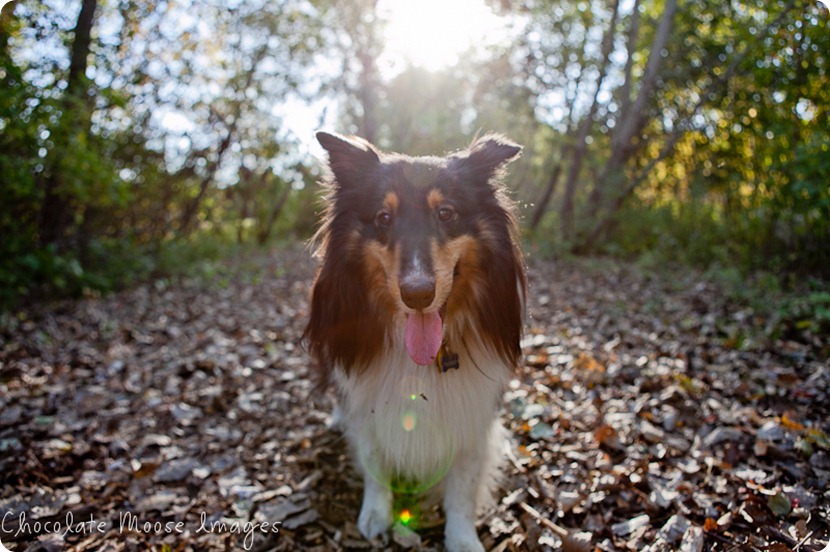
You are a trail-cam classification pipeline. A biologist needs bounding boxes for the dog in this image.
[305,131,526,552]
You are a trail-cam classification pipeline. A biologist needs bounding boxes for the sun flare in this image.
[380,0,511,73]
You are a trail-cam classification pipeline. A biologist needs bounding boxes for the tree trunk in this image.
[526,22,591,234]
[0,3,14,57]
[357,49,378,143]
[67,0,97,96]
[558,0,620,240]
[234,167,253,244]
[608,0,677,169]
[257,183,291,246]
[334,0,381,143]
[529,163,562,232]
[178,130,233,236]
[616,0,641,132]
[578,0,796,252]
[177,41,267,238]
[575,0,677,250]
[38,0,98,248]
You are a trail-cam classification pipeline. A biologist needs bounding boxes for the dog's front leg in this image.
[357,476,392,542]
[443,447,486,552]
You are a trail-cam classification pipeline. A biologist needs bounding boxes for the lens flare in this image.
[400,375,424,401]
[402,412,417,432]
[399,508,413,525]
[356,380,455,494]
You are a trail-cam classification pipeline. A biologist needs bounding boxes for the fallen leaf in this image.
[679,526,704,552]
[594,424,621,449]
[530,422,556,439]
[611,514,650,536]
[767,492,792,517]
[703,517,719,532]
[781,414,804,432]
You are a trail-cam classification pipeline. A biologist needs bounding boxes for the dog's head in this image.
[307,132,525,373]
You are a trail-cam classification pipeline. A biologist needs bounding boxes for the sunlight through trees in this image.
[0,0,828,304]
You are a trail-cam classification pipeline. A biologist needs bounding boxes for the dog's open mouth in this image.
[404,307,444,366]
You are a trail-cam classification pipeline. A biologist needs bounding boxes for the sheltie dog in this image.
[305,131,526,552]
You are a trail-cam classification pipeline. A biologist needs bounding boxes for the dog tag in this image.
[436,341,459,373]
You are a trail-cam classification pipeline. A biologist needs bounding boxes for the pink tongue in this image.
[405,311,443,366]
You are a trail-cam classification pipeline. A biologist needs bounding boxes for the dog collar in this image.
[435,340,459,373]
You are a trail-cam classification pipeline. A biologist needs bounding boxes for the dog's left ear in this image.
[452,134,522,182]
[316,131,380,188]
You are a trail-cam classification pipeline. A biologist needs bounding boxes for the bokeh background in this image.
[1,0,828,305]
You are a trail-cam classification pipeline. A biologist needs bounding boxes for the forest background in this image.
[1,0,828,318]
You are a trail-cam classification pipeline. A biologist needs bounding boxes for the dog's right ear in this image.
[316,131,380,187]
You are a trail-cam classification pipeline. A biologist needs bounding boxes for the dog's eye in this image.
[375,210,393,228]
[437,206,456,222]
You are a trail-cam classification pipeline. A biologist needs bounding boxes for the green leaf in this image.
[806,429,830,450]
[766,492,791,517]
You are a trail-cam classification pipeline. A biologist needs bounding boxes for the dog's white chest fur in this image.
[332,335,511,551]
[333,340,508,488]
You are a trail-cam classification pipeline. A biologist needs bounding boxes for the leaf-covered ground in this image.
[1,248,828,551]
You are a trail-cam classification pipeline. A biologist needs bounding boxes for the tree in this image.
[314,0,384,142]
[501,0,826,274]
[37,0,99,249]
[0,0,324,302]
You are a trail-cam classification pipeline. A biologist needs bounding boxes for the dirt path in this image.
[1,248,828,551]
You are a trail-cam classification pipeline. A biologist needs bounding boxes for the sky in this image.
[378,0,514,74]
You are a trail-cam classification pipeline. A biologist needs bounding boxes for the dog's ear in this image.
[467,134,522,172]
[451,134,522,183]
[316,131,380,187]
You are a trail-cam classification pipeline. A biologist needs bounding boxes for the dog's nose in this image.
[399,274,435,310]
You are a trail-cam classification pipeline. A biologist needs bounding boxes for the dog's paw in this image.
[357,501,391,543]
[445,523,485,552]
